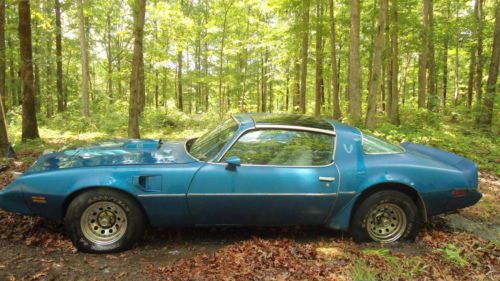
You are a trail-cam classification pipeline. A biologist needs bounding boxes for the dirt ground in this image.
[0,170,498,281]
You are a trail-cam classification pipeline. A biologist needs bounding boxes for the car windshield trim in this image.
[186,116,240,162]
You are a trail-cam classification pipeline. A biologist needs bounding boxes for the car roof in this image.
[232,113,335,132]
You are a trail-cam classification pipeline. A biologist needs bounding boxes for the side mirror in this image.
[225,156,241,169]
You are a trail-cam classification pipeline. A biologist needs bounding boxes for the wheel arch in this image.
[350,182,428,228]
[62,186,150,225]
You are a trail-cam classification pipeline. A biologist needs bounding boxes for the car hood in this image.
[25,139,196,174]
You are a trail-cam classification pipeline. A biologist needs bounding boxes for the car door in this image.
[187,128,339,225]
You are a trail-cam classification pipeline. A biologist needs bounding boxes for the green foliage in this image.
[351,260,379,281]
[438,244,470,268]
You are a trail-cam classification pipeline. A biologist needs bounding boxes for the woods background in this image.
[0,0,498,171]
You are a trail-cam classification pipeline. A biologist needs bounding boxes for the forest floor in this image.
[0,129,498,281]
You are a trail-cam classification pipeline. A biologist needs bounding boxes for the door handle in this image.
[319,177,336,182]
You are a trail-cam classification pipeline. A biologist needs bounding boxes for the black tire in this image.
[350,190,420,243]
[65,188,145,253]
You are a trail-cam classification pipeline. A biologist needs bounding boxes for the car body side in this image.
[0,114,481,232]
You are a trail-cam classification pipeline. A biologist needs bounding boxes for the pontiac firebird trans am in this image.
[0,114,482,253]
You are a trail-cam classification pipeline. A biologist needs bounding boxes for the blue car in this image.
[0,114,482,253]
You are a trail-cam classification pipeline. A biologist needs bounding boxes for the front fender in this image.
[18,168,140,220]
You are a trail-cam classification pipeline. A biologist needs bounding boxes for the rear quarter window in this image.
[362,133,405,154]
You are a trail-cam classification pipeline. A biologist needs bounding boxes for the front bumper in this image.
[0,187,33,216]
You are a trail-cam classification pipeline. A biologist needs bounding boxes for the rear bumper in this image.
[447,189,482,211]
[0,188,33,216]
[424,189,482,216]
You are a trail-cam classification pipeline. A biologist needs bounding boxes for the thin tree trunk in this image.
[365,0,388,130]
[314,0,324,117]
[453,2,460,107]
[401,54,412,105]
[106,13,113,103]
[19,0,39,140]
[293,56,300,111]
[128,0,146,138]
[348,0,361,123]
[300,0,310,114]
[218,1,234,118]
[177,50,183,111]
[77,0,90,117]
[285,62,290,111]
[389,0,399,124]
[0,0,8,156]
[7,37,16,106]
[55,0,63,112]
[442,2,450,109]
[480,4,499,128]
[329,0,341,119]
[261,53,267,112]
[418,0,429,108]
[0,0,7,111]
[45,0,53,118]
[474,0,484,117]
[427,0,436,111]
[467,48,476,108]
[33,45,40,113]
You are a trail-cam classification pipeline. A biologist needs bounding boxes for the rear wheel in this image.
[65,189,145,253]
[350,190,420,243]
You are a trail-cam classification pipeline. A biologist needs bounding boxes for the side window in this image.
[362,133,405,154]
[223,129,334,166]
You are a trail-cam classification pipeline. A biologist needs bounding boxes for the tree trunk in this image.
[467,48,476,108]
[480,4,499,128]
[299,0,310,114]
[418,0,429,108]
[128,0,146,139]
[106,13,113,103]
[453,2,460,107]
[442,2,450,109]
[19,0,39,141]
[218,1,234,118]
[285,62,290,111]
[45,0,54,118]
[177,50,183,112]
[7,37,17,107]
[261,53,267,112]
[0,0,8,157]
[328,0,341,120]
[365,0,388,130]
[427,0,436,111]
[389,0,399,124]
[348,0,361,124]
[55,0,63,112]
[293,56,300,111]
[474,0,484,115]
[77,0,90,117]
[0,0,4,111]
[314,0,323,117]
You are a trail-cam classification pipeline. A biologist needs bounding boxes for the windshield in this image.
[188,118,239,161]
[362,133,405,154]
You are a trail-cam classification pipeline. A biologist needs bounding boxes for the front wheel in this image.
[65,189,145,253]
[350,190,420,243]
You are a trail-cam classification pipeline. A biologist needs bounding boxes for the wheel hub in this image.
[367,203,407,243]
[80,201,128,246]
